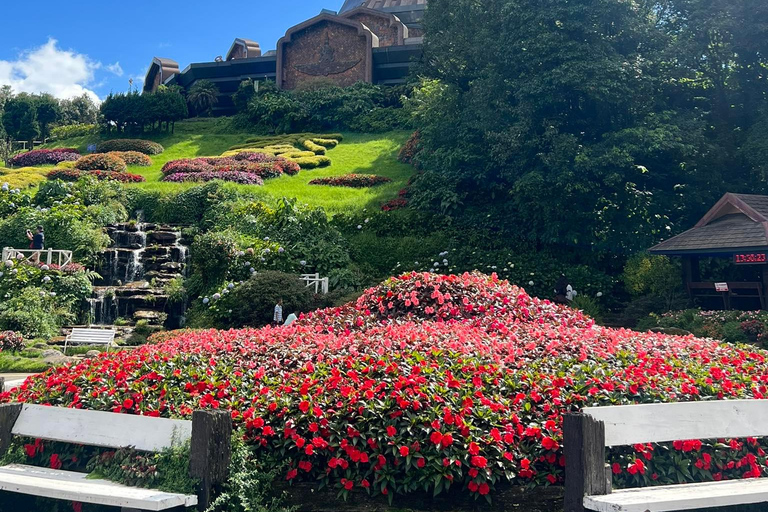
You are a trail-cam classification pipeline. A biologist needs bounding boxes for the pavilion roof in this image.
[649,193,768,255]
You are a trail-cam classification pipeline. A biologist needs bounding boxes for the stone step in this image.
[147,231,181,245]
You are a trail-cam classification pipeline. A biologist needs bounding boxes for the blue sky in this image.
[0,0,335,101]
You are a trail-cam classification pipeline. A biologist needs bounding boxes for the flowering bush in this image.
[162,171,264,185]
[95,139,164,155]
[47,169,145,183]
[309,174,392,188]
[382,198,408,211]
[161,156,294,184]
[106,151,152,167]
[8,271,768,502]
[0,331,24,352]
[74,153,127,173]
[9,149,80,167]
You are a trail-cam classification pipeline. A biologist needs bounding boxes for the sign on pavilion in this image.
[650,193,768,310]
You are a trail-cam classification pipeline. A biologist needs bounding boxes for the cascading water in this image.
[90,222,189,328]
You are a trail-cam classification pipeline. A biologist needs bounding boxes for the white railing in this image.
[301,273,329,294]
[2,247,74,267]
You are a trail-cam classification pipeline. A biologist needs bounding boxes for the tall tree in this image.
[34,93,61,140]
[187,80,219,117]
[2,94,39,147]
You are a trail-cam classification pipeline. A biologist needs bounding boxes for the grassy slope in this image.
[45,119,413,215]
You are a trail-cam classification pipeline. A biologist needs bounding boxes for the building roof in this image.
[650,193,768,255]
[226,38,262,60]
[340,0,426,14]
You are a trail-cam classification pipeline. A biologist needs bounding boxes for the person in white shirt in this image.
[273,300,283,325]
[284,313,298,326]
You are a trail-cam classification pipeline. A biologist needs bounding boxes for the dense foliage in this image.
[160,155,300,184]
[410,0,768,258]
[9,149,80,167]
[94,139,164,155]
[163,171,264,185]
[638,310,768,346]
[235,81,412,134]
[7,272,768,502]
[100,87,188,133]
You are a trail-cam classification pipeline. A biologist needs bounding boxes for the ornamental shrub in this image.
[75,153,128,173]
[47,169,145,183]
[9,149,80,167]
[309,174,392,188]
[398,131,422,165]
[300,139,326,155]
[0,287,63,339]
[292,156,331,169]
[162,171,264,185]
[0,331,24,352]
[95,139,164,155]
[210,271,314,328]
[311,138,338,148]
[107,151,152,167]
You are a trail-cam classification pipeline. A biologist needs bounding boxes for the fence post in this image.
[563,413,610,512]
[47,249,53,265]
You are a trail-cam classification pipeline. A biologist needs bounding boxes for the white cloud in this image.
[106,62,124,77]
[0,39,101,103]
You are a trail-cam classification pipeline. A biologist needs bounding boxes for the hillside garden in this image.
[1,0,768,510]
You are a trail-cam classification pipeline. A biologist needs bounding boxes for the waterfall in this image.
[124,249,145,284]
[88,288,116,325]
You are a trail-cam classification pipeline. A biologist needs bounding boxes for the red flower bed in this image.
[382,198,408,211]
[5,272,768,501]
[309,174,393,188]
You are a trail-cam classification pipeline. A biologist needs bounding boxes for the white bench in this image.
[564,400,768,512]
[0,403,232,511]
[64,327,116,354]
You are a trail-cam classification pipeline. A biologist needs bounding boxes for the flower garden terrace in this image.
[5,272,768,500]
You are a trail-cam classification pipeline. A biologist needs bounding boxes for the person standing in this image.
[273,299,283,325]
[554,274,569,304]
[26,225,45,262]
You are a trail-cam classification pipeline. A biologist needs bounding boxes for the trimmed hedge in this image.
[95,139,164,155]
[161,155,298,183]
[311,138,339,148]
[74,154,128,173]
[107,151,152,167]
[293,156,331,169]
[300,139,327,155]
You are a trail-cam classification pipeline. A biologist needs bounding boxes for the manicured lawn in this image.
[44,119,414,214]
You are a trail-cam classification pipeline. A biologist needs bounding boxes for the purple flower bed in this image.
[162,171,264,185]
[161,155,299,182]
[9,149,81,167]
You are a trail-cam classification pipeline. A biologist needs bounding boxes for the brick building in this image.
[143,0,426,115]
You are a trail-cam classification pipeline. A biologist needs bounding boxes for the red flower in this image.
[387,426,397,437]
[541,437,559,451]
[399,446,410,457]
[49,454,62,470]
[612,463,622,475]
[468,442,480,455]
[430,431,444,445]
[471,456,488,468]
[122,399,134,410]
[417,457,426,468]
[24,444,36,458]
[478,482,490,495]
[286,469,298,480]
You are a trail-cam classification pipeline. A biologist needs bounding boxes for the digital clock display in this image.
[734,253,768,264]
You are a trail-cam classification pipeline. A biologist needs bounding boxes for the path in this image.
[1,373,35,391]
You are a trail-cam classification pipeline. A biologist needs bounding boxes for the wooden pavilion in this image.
[650,193,768,310]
